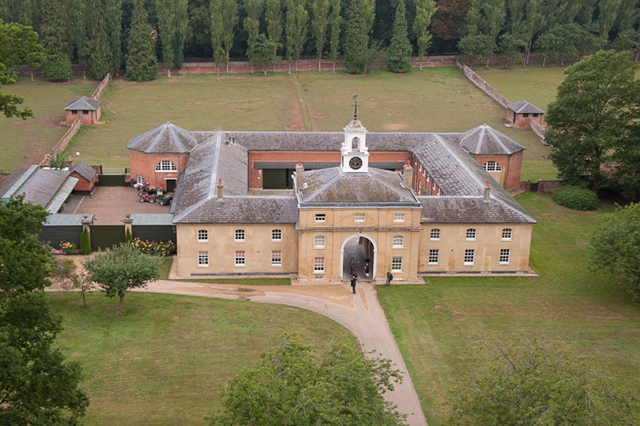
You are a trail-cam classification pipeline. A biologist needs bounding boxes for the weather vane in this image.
[352,93,358,119]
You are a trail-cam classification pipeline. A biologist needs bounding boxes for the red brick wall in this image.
[128,150,189,189]
[248,151,410,189]
[71,172,98,193]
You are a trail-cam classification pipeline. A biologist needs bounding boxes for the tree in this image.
[207,334,406,425]
[480,0,506,67]
[211,0,238,74]
[458,34,495,68]
[265,0,283,63]
[0,196,90,423]
[450,336,640,425]
[157,0,189,77]
[545,50,640,192]
[0,20,44,119]
[590,203,640,297]
[105,0,123,74]
[522,0,545,65]
[497,32,525,68]
[413,0,437,70]
[284,0,308,73]
[83,243,162,314]
[40,0,72,81]
[87,0,114,80]
[251,33,280,75]
[327,0,341,72]
[125,0,158,82]
[344,0,371,74]
[614,29,640,60]
[387,0,413,73]
[243,0,264,74]
[311,0,330,71]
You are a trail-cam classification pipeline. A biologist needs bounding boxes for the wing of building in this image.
[128,117,536,283]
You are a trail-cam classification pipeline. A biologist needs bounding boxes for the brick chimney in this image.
[403,161,413,190]
[217,178,223,200]
[484,179,491,200]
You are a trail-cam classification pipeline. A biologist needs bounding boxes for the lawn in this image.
[0,77,96,173]
[475,65,567,110]
[2,68,559,181]
[48,292,356,425]
[379,193,640,425]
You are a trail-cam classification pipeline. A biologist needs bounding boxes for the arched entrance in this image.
[341,234,376,281]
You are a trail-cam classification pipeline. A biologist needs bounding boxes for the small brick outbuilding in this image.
[506,100,544,129]
[69,161,99,195]
[64,96,102,125]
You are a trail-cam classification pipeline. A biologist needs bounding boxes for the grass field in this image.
[475,65,567,110]
[48,292,356,425]
[2,68,559,180]
[379,193,640,425]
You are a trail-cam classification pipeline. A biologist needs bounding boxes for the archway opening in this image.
[342,235,375,281]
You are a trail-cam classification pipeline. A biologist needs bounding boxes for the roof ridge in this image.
[432,134,486,192]
[369,169,419,202]
[303,168,342,202]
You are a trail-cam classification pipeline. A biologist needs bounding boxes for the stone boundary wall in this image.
[40,117,82,166]
[160,55,457,75]
[456,61,511,107]
[39,73,112,166]
[537,180,562,194]
[91,73,112,100]
[530,119,546,139]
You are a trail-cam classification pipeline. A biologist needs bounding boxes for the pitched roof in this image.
[164,123,533,225]
[0,166,78,213]
[126,122,197,154]
[507,100,545,114]
[64,96,101,111]
[70,161,97,181]
[460,124,526,155]
[298,167,420,207]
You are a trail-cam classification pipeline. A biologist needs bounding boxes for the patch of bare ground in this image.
[286,98,306,131]
[382,123,409,131]
[309,109,327,131]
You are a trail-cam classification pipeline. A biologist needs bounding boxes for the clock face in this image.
[349,156,363,170]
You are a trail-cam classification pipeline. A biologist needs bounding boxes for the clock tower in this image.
[341,94,369,173]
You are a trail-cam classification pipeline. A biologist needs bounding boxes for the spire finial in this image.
[352,93,358,119]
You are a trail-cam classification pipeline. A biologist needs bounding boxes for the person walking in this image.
[385,270,393,286]
[364,261,370,279]
[350,274,357,294]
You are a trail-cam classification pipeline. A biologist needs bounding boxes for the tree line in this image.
[1,0,639,80]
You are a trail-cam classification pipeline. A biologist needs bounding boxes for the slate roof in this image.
[507,100,545,114]
[413,134,485,196]
[460,124,526,155]
[0,166,78,214]
[126,122,197,154]
[70,161,97,181]
[159,122,533,226]
[64,96,101,111]
[298,167,419,207]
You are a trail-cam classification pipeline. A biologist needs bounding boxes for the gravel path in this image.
[140,279,428,426]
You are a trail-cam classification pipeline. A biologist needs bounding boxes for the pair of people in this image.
[350,269,393,294]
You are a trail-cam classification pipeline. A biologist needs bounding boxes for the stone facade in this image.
[129,119,536,282]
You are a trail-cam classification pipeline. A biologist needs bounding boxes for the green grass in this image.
[0,77,96,172]
[49,292,355,425]
[2,68,559,181]
[475,65,567,110]
[379,193,640,425]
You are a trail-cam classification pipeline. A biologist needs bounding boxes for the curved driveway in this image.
[141,280,428,426]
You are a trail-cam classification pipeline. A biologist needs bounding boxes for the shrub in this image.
[60,241,78,255]
[552,185,599,211]
[80,229,91,255]
[130,238,176,257]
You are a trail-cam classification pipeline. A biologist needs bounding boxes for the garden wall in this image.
[456,61,511,107]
